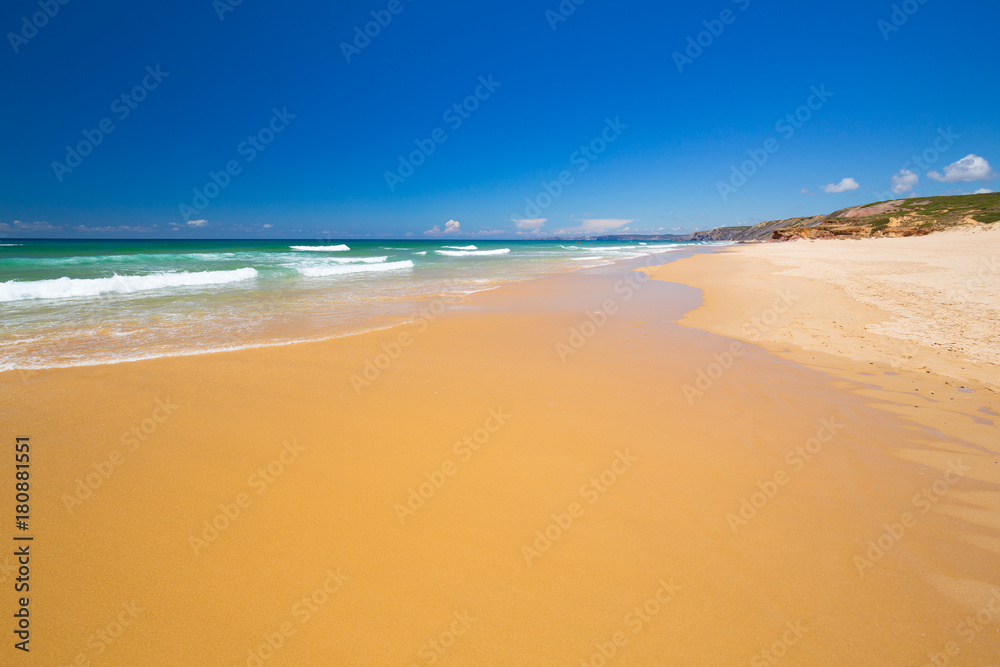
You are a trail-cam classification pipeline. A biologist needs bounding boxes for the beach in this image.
[6,0,998,662]
[2,237,999,665]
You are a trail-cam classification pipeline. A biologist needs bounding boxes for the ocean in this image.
[0,239,708,372]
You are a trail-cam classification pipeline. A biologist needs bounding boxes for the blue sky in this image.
[1,0,998,239]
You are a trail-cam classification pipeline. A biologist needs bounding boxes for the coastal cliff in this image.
[690,192,1000,242]
[546,193,999,243]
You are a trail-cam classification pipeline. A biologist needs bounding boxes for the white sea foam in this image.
[326,256,388,264]
[414,251,428,255]
[0,320,412,374]
[290,245,350,252]
[0,268,259,302]
[298,260,414,277]
[1,251,245,266]
[0,244,23,247]
[442,245,478,250]
[0,336,45,347]
[435,248,510,257]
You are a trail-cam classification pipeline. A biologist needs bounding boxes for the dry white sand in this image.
[736,225,1000,368]
[647,225,1000,391]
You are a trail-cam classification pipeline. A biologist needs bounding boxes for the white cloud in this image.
[928,154,997,183]
[262,224,273,229]
[891,169,919,194]
[580,218,633,232]
[0,220,64,233]
[821,178,860,194]
[187,219,209,227]
[800,188,813,195]
[423,219,462,235]
[553,219,634,236]
[512,218,546,231]
[72,225,156,234]
[972,188,993,194]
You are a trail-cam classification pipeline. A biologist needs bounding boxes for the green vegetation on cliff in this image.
[692,192,1000,242]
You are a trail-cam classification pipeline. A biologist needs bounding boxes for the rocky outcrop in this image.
[688,217,824,242]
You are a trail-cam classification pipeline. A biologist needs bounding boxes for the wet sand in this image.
[3,248,999,665]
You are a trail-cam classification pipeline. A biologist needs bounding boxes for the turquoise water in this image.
[0,239,707,371]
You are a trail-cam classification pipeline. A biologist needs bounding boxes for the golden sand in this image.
[2,248,999,665]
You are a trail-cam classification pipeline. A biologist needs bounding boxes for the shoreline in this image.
[3,241,999,664]
[0,243,707,375]
[643,226,999,450]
